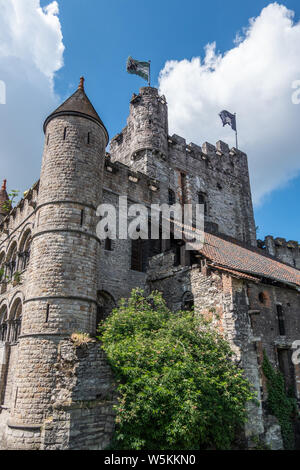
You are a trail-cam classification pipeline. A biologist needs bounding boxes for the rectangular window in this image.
[87,132,91,144]
[168,189,176,206]
[63,127,67,140]
[105,238,112,251]
[276,304,285,336]
[198,192,208,215]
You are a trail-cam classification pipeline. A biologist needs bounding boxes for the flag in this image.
[219,110,236,132]
[127,57,150,83]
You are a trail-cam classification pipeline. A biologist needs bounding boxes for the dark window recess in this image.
[45,304,50,323]
[131,238,144,272]
[182,292,194,311]
[105,238,112,251]
[63,127,67,140]
[87,132,91,144]
[190,251,198,266]
[47,134,50,145]
[258,292,266,304]
[168,189,176,206]
[96,291,115,326]
[174,244,181,267]
[198,192,208,215]
[180,173,187,204]
[277,305,285,336]
[80,209,84,226]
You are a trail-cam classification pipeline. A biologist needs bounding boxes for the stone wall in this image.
[40,339,116,451]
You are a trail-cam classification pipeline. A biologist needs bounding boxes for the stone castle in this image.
[0,78,299,450]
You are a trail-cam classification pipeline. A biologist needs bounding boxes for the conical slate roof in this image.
[43,77,109,144]
[0,180,9,215]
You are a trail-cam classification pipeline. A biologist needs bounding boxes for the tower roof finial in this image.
[1,179,6,191]
[78,76,85,91]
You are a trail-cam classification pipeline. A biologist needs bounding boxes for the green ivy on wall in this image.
[262,351,297,450]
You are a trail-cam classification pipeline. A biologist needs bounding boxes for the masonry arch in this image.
[0,251,5,281]
[8,298,22,343]
[181,291,194,311]
[0,304,8,342]
[18,228,32,271]
[5,241,17,280]
[96,291,116,327]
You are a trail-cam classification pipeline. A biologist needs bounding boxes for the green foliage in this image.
[1,189,19,214]
[251,435,271,450]
[98,289,254,450]
[13,271,22,285]
[262,351,297,449]
[0,269,22,285]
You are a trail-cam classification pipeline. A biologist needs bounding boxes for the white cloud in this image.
[159,3,300,205]
[0,0,64,195]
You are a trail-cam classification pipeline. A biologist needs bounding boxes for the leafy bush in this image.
[98,289,254,450]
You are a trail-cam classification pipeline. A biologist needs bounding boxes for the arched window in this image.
[96,291,115,327]
[0,305,8,342]
[18,230,31,271]
[0,251,5,282]
[258,292,266,304]
[6,242,17,280]
[182,291,194,311]
[9,299,22,343]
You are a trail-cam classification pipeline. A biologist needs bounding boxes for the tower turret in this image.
[110,86,168,179]
[7,78,109,448]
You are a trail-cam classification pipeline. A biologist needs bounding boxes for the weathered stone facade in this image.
[0,80,299,449]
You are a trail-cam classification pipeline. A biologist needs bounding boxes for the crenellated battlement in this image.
[257,236,300,269]
[109,86,256,246]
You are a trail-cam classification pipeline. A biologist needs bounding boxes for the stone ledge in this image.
[7,420,42,430]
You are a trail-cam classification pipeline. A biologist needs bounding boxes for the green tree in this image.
[98,289,254,450]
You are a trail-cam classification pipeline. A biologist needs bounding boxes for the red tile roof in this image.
[199,232,300,287]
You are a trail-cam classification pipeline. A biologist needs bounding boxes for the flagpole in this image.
[148,61,151,87]
[234,112,238,149]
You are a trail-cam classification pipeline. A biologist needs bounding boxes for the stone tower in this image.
[110,87,169,181]
[6,78,109,449]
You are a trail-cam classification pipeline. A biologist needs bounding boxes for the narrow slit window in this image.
[45,304,50,323]
[80,209,84,226]
[63,127,67,140]
[47,134,50,145]
[87,132,91,145]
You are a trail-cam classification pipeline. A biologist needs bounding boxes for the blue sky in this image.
[1,0,300,242]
